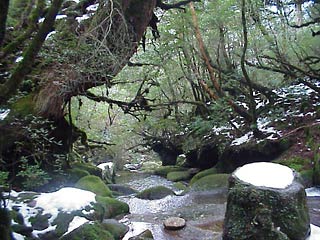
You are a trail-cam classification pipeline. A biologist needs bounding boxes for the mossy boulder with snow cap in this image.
[75,175,112,197]
[223,162,310,240]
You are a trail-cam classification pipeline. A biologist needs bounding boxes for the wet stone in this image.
[163,217,186,230]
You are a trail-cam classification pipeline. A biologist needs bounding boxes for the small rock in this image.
[129,229,153,240]
[163,217,186,230]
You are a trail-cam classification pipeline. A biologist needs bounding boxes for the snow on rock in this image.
[76,14,92,23]
[7,187,96,238]
[307,224,320,240]
[15,56,23,63]
[234,162,294,189]
[12,232,25,240]
[305,187,320,197]
[35,187,96,221]
[231,131,253,146]
[0,109,10,120]
[63,216,90,236]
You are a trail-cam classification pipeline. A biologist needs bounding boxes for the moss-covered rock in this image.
[173,182,188,192]
[0,208,13,240]
[101,219,129,240]
[29,213,50,231]
[60,222,114,240]
[72,162,102,177]
[273,157,307,172]
[191,174,229,191]
[223,165,310,240]
[108,184,138,196]
[75,175,112,197]
[66,168,90,184]
[190,168,219,185]
[136,186,175,200]
[95,196,129,219]
[153,166,187,177]
[167,171,192,182]
[52,212,75,236]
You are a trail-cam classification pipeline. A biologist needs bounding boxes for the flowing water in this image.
[116,171,320,240]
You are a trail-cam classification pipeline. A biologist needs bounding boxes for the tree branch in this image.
[157,0,200,10]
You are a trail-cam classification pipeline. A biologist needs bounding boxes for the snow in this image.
[0,109,10,120]
[13,232,25,240]
[86,3,99,12]
[234,162,294,189]
[64,216,89,236]
[305,187,320,197]
[76,14,92,23]
[307,224,320,240]
[35,187,96,222]
[15,56,23,63]
[46,31,57,40]
[231,132,253,146]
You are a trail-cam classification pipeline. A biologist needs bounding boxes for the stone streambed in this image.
[116,171,320,240]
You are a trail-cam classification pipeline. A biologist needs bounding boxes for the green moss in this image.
[167,171,192,182]
[300,169,313,187]
[60,222,114,240]
[273,157,308,172]
[190,168,218,185]
[136,186,175,200]
[75,175,112,197]
[173,182,188,191]
[153,166,187,177]
[11,94,35,116]
[95,196,129,219]
[66,168,90,184]
[101,219,129,239]
[191,174,229,191]
[52,212,75,236]
[72,162,102,177]
[0,208,12,240]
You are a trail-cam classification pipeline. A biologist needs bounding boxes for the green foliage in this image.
[0,172,9,187]
[17,157,51,190]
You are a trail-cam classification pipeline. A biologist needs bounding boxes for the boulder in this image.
[153,166,187,177]
[136,186,175,200]
[129,229,154,240]
[108,184,137,196]
[95,196,129,219]
[60,222,114,240]
[191,174,229,191]
[167,171,192,182]
[163,217,186,230]
[223,162,310,240]
[101,219,129,240]
[75,175,112,197]
[190,167,219,185]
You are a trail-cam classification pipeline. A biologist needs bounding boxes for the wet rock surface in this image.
[163,217,186,230]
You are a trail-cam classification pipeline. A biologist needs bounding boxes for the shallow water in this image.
[117,172,320,240]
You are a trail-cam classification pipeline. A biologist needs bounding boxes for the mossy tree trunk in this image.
[0,0,63,102]
[0,0,10,46]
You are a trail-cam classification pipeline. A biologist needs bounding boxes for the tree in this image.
[0,0,10,46]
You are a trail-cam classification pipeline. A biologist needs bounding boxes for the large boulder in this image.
[136,186,175,200]
[223,162,310,240]
[75,175,112,197]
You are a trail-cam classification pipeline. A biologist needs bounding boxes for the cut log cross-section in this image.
[223,162,310,240]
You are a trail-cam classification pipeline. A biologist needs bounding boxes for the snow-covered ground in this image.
[6,187,96,239]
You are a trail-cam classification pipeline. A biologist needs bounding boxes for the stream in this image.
[114,170,319,240]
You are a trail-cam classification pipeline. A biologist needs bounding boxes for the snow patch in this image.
[305,187,320,197]
[307,224,320,240]
[12,232,25,240]
[86,3,99,12]
[234,162,294,189]
[64,216,89,236]
[76,14,92,23]
[231,132,253,146]
[0,109,10,120]
[35,187,96,222]
[15,56,23,63]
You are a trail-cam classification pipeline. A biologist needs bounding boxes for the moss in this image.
[136,186,175,200]
[95,196,129,219]
[60,222,114,240]
[52,212,75,236]
[0,208,12,240]
[313,159,320,185]
[191,174,229,191]
[11,94,35,116]
[10,210,24,225]
[153,166,187,177]
[72,162,102,177]
[101,219,129,239]
[273,157,308,172]
[75,175,112,197]
[66,168,90,184]
[173,182,188,191]
[167,171,192,182]
[190,168,218,185]
[300,169,313,187]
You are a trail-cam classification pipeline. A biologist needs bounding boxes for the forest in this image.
[0,0,320,239]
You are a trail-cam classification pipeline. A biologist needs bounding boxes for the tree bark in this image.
[0,0,63,102]
[0,0,10,46]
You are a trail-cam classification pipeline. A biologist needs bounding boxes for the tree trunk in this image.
[0,0,63,102]
[36,0,157,119]
[0,0,10,46]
